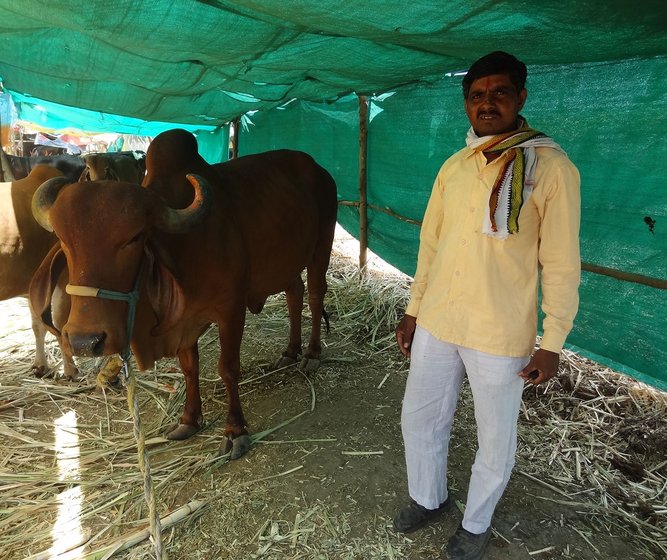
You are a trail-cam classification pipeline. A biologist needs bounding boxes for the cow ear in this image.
[29,242,67,336]
[145,248,186,336]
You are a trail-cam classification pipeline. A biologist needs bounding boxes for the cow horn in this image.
[32,176,71,232]
[158,173,211,233]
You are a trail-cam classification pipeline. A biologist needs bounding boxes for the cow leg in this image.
[164,343,203,441]
[52,280,80,380]
[31,312,51,378]
[59,338,80,380]
[274,276,305,369]
[300,255,331,372]
[218,311,251,459]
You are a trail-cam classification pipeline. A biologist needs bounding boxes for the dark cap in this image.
[462,51,527,98]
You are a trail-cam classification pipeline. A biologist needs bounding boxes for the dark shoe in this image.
[446,524,492,559]
[392,497,450,533]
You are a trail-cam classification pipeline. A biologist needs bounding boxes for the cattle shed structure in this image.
[0,1,665,388]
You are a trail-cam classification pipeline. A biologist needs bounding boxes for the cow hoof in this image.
[223,434,252,460]
[299,356,321,372]
[164,423,199,440]
[274,355,297,369]
[31,366,52,379]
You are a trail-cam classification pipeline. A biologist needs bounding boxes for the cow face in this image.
[31,175,211,358]
[49,181,157,357]
[79,154,115,182]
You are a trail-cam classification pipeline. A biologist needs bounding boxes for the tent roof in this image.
[0,0,665,127]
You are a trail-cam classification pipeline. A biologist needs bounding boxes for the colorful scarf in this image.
[466,118,563,239]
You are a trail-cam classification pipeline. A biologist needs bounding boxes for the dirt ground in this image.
[1,240,665,560]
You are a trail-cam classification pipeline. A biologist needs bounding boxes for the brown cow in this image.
[0,164,77,378]
[30,128,338,459]
[79,152,145,183]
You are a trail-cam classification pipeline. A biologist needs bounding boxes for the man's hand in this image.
[518,348,560,385]
[395,314,417,357]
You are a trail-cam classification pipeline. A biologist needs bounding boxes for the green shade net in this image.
[0,1,664,124]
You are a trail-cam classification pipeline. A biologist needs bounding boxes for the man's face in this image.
[464,73,527,136]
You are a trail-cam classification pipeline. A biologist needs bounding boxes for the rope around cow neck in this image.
[122,357,166,559]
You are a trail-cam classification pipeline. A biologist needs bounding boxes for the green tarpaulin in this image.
[0,1,664,387]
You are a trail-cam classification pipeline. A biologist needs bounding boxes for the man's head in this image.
[462,51,527,99]
[462,51,528,136]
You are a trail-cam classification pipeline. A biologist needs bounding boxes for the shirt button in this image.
[461,238,467,246]
[470,207,475,213]
[455,270,461,276]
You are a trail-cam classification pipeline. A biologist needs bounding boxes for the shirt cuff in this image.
[540,331,568,354]
[405,299,420,317]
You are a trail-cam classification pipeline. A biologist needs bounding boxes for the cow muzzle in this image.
[67,331,108,357]
[64,259,145,360]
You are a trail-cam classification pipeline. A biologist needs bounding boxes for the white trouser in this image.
[401,326,528,534]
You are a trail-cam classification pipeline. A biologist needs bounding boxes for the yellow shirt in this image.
[406,145,581,357]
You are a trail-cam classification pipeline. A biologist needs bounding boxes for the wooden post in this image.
[0,100,5,182]
[581,261,667,291]
[358,95,369,273]
[229,117,240,159]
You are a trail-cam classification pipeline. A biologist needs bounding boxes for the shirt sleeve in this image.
[405,166,446,317]
[537,156,581,353]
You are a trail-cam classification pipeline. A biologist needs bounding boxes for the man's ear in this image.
[518,88,528,110]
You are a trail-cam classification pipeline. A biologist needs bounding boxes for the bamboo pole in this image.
[581,261,667,291]
[358,95,369,273]
[0,99,5,182]
[229,117,240,159]
[338,200,421,226]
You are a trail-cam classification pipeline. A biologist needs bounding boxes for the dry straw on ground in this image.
[0,243,665,559]
[518,351,667,557]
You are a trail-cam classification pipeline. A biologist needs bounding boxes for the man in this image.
[392,51,580,560]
